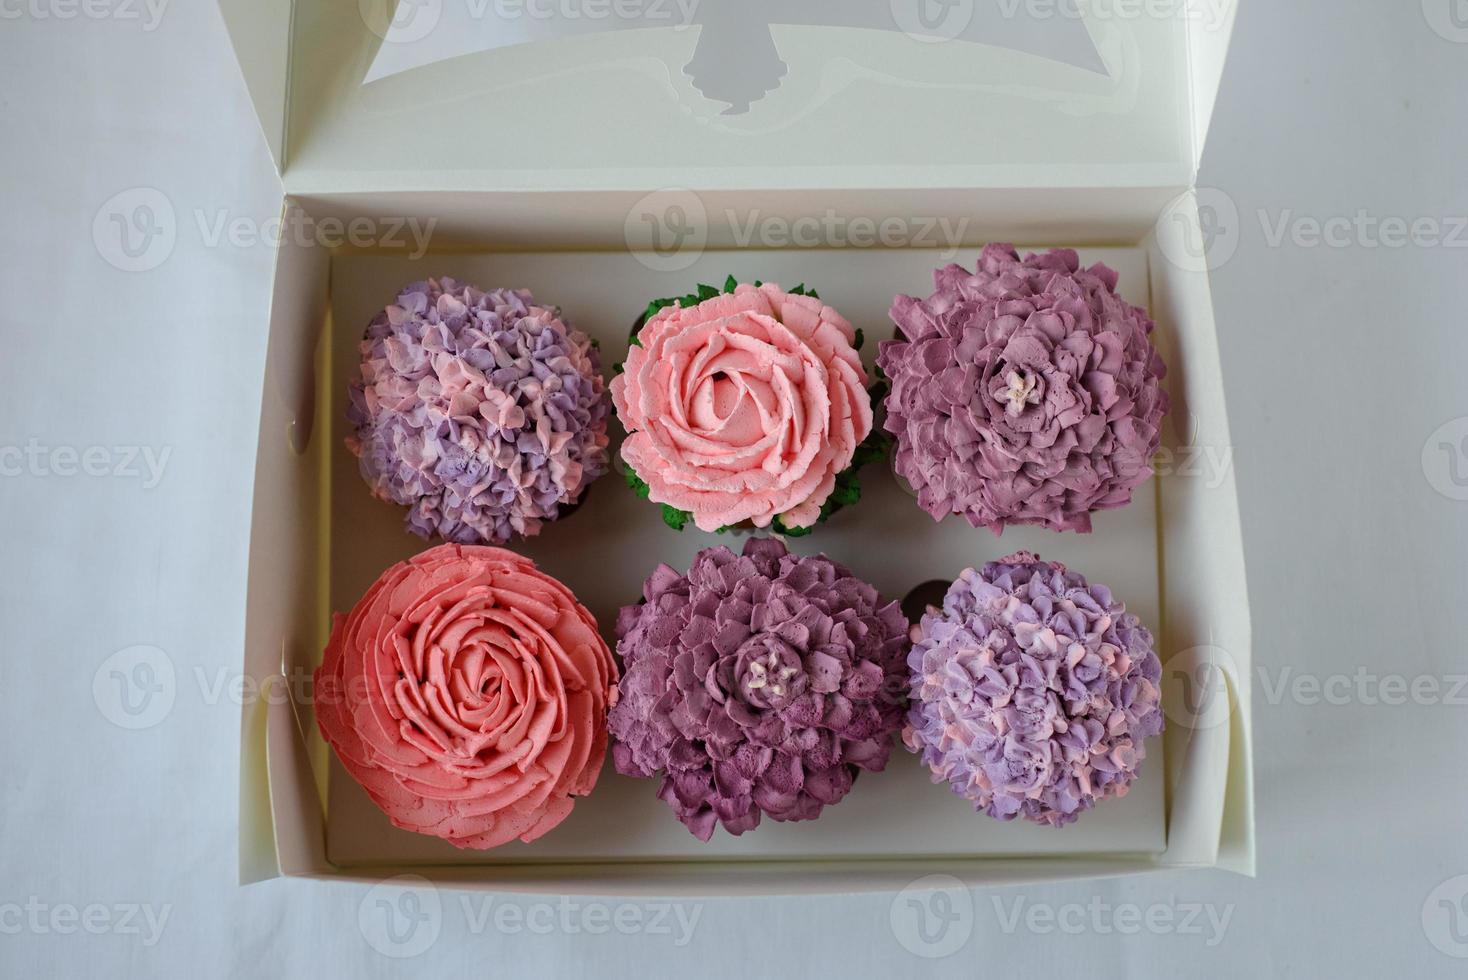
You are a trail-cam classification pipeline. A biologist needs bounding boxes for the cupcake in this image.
[878,245,1168,534]
[904,552,1164,827]
[613,278,886,536]
[313,544,618,849]
[608,538,909,840]
[347,278,610,545]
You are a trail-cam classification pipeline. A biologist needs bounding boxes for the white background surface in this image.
[2,1,1467,976]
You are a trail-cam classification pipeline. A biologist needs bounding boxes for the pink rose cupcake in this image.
[613,278,885,535]
[313,544,618,849]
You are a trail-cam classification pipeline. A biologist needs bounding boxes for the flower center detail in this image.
[1001,369,1041,417]
[734,636,805,709]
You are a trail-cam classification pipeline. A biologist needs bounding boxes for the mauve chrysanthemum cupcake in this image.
[347,278,610,545]
[904,552,1164,827]
[608,538,910,840]
[614,278,887,536]
[879,245,1168,534]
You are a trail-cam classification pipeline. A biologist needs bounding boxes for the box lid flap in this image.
[218,0,294,176]
[1185,0,1238,172]
[218,0,1237,194]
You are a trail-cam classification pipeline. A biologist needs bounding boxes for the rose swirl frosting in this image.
[313,544,618,849]
[612,282,873,533]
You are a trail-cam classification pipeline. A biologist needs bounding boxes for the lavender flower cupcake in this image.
[347,278,610,545]
[905,552,1163,827]
[879,245,1168,534]
[609,538,909,840]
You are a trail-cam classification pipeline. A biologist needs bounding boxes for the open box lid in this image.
[219,0,1236,195]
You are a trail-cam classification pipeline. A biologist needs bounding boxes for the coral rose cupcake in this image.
[313,544,618,849]
[608,538,910,840]
[879,246,1168,534]
[613,278,885,536]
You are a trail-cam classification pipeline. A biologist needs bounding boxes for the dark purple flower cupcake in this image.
[609,538,909,840]
[879,245,1169,534]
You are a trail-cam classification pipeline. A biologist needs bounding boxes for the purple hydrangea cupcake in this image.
[347,278,610,545]
[609,538,910,840]
[878,244,1169,534]
[905,552,1164,827]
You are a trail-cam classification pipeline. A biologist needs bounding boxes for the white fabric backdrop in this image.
[2,2,1467,975]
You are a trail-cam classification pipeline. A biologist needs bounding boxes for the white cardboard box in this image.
[225,0,1254,894]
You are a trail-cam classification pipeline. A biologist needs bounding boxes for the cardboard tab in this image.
[1186,0,1239,172]
[217,0,294,175]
